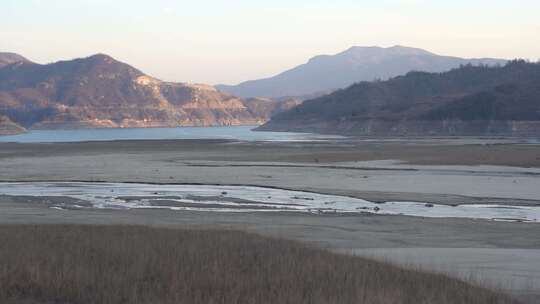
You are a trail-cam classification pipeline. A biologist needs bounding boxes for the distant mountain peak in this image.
[54,54,125,68]
[338,45,435,57]
[0,52,31,68]
[87,53,116,62]
[387,45,435,55]
[216,46,507,98]
[76,53,126,67]
[52,53,146,78]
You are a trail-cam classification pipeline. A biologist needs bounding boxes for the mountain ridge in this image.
[0,53,296,133]
[216,46,507,98]
[258,60,540,136]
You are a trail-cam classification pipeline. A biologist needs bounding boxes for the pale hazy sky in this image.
[2,0,539,84]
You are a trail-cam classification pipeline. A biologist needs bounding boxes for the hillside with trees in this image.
[258,61,540,136]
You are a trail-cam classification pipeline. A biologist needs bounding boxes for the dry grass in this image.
[0,225,516,304]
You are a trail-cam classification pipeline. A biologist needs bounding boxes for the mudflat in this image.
[1,139,539,204]
[0,138,539,302]
[1,138,540,166]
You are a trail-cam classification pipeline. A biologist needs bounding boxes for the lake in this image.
[0,126,342,143]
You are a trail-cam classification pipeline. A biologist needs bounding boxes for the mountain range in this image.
[1,47,536,137]
[216,46,507,98]
[258,60,540,136]
[0,53,298,134]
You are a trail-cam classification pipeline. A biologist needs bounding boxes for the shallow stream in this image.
[0,182,538,222]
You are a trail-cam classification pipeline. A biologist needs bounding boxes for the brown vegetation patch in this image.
[0,225,516,304]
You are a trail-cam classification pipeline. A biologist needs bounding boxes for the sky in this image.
[2,0,539,85]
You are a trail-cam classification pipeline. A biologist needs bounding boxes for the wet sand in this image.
[0,139,540,205]
[0,138,539,302]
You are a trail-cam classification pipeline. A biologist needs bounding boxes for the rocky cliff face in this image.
[0,115,26,135]
[259,61,540,136]
[0,53,293,131]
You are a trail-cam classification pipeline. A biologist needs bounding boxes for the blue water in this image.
[0,126,341,143]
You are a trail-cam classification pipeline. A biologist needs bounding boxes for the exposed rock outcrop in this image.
[0,53,294,131]
[0,115,26,135]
